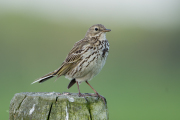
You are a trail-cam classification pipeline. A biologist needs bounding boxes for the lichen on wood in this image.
[9,92,108,120]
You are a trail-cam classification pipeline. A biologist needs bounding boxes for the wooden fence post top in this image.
[9,92,108,120]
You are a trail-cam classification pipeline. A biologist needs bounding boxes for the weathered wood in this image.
[9,92,108,120]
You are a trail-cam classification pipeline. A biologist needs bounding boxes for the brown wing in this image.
[55,40,91,77]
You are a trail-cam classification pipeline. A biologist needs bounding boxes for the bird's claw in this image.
[78,93,88,102]
[96,93,107,105]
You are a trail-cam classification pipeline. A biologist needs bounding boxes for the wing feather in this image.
[55,40,91,76]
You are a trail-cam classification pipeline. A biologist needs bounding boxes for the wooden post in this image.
[9,92,108,120]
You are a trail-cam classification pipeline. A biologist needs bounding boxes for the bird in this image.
[32,24,111,104]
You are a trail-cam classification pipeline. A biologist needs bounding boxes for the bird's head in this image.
[85,24,111,39]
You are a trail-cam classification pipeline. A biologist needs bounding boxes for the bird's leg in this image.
[76,81,82,96]
[76,81,88,102]
[85,81,106,104]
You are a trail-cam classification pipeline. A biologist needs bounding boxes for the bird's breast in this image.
[65,39,109,81]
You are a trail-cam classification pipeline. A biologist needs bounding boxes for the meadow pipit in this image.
[32,24,111,104]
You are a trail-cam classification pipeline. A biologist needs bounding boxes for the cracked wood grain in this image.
[9,92,108,120]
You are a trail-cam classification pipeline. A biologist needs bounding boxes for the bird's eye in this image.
[95,28,98,31]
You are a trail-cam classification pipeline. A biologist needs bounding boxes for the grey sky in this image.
[0,0,179,28]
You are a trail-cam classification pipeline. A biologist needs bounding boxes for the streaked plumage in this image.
[32,24,111,104]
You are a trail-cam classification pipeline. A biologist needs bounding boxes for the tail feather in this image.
[31,71,56,84]
[32,63,67,84]
[67,79,76,89]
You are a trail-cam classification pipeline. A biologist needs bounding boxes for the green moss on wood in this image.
[9,92,108,120]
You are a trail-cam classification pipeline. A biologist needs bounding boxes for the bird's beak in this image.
[103,29,111,32]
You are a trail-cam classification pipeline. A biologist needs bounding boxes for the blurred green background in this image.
[0,1,180,120]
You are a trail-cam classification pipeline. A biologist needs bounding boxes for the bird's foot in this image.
[96,93,107,105]
[78,92,88,102]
